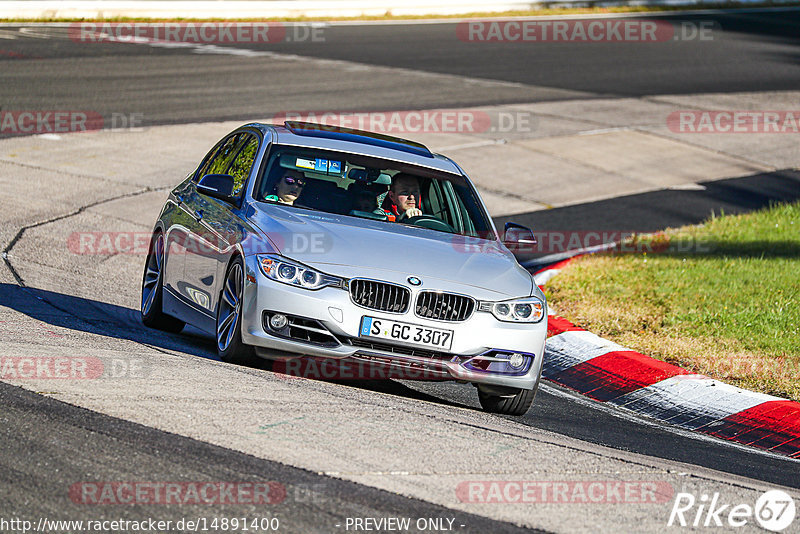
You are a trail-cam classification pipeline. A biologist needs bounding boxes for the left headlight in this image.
[478,296,545,323]
[257,254,344,290]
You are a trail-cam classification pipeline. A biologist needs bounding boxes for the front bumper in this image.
[239,256,547,390]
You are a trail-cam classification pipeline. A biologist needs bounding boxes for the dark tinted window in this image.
[255,146,494,238]
[195,140,224,181]
[227,134,259,197]
[205,134,241,176]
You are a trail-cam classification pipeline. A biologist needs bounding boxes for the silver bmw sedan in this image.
[141,121,547,415]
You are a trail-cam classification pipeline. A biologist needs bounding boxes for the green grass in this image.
[4,2,800,22]
[545,202,800,400]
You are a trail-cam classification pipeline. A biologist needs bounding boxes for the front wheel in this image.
[216,256,256,365]
[141,232,185,333]
[478,386,536,416]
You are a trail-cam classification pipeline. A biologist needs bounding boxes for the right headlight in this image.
[478,296,545,323]
[257,254,344,290]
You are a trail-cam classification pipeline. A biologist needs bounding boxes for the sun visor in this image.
[279,153,344,177]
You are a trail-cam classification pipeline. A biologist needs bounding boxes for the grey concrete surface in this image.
[384,93,795,215]
[2,380,538,534]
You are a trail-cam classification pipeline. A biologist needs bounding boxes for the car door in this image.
[183,132,261,319]
[162,137,226,300]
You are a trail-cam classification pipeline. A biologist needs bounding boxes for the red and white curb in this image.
[535,258,800,459]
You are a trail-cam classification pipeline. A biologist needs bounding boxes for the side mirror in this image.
[197,174,234,200]
[503,222,537,252]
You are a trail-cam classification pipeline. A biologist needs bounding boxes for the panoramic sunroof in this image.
[283,120,434,159]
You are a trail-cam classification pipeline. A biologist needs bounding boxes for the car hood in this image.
[248,205,533,299]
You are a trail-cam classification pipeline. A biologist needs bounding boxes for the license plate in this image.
[359,316,454,351]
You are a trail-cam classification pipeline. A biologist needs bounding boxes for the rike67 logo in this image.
[668,489,796,531]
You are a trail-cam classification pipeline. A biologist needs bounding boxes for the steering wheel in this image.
[399,214,456,233]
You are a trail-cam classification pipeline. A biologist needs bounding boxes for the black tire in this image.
[141,232,185,333]
[478,386,536,416]
[216,256,256,365]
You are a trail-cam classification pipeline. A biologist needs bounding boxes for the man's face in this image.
[390,177,420,211]
[276,172,305,204]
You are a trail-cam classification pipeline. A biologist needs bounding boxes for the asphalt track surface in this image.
[0,380,536,533]
[2,10,800,125]
[2,9,800,532]
[1,274,798,493]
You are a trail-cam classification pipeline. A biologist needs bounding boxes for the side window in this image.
[427,181,446,221]
[427,180,455,227]
[195,141,224,181]
[205,134,241,176]
[448,182,479,236]
[227,134,259,197]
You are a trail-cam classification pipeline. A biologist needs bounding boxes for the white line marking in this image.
[437,138,506,152]
[18,27,58,39]
[544,330,628,375]
[523,242,617,271]
[540,382,800,463]
[47,27,528,89]
[533,268,561,286]
[611,375,781,430]
[577,127,631,136]
[668,183,707,191]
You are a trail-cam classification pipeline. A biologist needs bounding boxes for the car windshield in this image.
[255,145,495,239]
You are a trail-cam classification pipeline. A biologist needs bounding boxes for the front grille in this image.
[415,291,475,322]
[349,279,410,313]
[345,337,452,360]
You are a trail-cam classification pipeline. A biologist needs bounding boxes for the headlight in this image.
[479,297,544,323]
[257,254,343,290]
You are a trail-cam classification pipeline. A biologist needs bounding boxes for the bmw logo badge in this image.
[407,276,422,286]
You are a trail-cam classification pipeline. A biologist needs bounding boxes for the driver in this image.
[383,173,422,220]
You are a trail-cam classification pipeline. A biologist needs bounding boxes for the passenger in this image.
[347,183,392,220]
[353,189,382,213]
[265,170,306,205]
[383,173,422,220]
